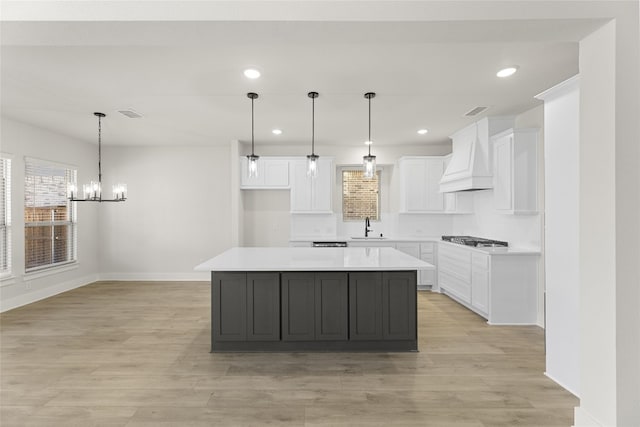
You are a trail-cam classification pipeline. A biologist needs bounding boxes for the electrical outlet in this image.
[25,282,32,290]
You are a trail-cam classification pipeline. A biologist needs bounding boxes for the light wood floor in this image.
[1,281,578,426]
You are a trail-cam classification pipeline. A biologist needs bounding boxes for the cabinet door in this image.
[396,243,420,259]
[263,160,289,187]
[212,272,247,342]
[281,272,316,341]
[247,273,280,341]
[425,158,445,211]
[402,159,427,211]
[494,135,513,211]
[311,158,332,212]
[314,273,348,341]
[290,160,312,211]
[349,272,383,340]
[382,272,417,340]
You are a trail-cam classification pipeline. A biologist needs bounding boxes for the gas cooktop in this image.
[441,235,509,248]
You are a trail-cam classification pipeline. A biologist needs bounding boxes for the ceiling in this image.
[1,14,603,148]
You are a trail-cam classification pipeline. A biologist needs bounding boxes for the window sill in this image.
[24,262,79,282]
[0,275,16,287]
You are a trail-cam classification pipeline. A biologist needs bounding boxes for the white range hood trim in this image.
[439,116,514,193]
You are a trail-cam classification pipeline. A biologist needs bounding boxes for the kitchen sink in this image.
[350,236,388,240]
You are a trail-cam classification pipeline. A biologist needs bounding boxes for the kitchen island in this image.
[195,247,434,352]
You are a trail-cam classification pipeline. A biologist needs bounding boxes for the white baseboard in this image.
[544,371,580,397]
[573,406,604,427]
[0,274,99,313]
[98,272,210,281]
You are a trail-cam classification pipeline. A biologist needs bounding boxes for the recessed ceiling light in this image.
[417,129,428,135]
[272,129,282,135]
[243,69,261,79]
[364,140,373,145]
[496,66,519,78]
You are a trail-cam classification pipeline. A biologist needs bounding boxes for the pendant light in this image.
[307,91,319,178]
[68,112,127,202]
[363,92,377,179]
[246,92,260,178]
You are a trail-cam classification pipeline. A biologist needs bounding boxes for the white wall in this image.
[537,76,580,396]
[98,145,232,280]
[243,189,290,246]
[0,117,100,311]
[575,14,640,426]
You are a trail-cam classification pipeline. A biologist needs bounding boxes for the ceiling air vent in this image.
[464,106,489,117]
[118,109,143,119]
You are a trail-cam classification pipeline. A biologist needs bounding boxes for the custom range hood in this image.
[440,116,514,193]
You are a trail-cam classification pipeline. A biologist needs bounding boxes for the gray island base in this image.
[195,248,434,352]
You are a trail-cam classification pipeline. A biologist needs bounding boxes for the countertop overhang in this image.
[195,247,435,272]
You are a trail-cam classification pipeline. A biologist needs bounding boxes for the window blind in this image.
[0,157,11,276]
[24,158,77,272]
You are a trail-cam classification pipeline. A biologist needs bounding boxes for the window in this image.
[342,169,380,221]
[24,158,77,273]
[0,156,11,277]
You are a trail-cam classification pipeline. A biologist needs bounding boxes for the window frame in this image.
[340,166,382,222]
[0,155,12,280]
[24,157,78,274]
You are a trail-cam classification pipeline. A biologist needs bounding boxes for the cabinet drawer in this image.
[472,253,489,270]
[420,242,435,255]
[438,270,471,304]
[438,245,471,281]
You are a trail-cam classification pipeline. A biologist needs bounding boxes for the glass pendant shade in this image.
[307,154,319,178]
[363,154,376,179]
[247,154,259,178]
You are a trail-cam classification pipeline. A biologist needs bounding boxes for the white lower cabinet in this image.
[470,253,489,316]
[438,243,538,324]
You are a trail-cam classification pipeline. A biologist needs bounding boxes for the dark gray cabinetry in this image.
[382,272,417,340]
[314,273,349,340]
[212,272,279,343]
[281,272,348,341]
[211,270,416,351]
[247,273,281,341]
[349,272,383,340]
[281,273,315,341]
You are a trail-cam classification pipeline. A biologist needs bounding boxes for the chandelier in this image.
[68,112,127,202]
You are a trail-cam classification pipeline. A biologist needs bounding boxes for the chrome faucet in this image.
[364,217,372,237]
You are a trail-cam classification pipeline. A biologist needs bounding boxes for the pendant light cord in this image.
[368,95,372,156]
[251,96,255,156]
[311,95,315,156]
[98,114,102,184]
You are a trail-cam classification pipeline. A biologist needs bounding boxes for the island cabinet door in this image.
[314,273,349,341]
[382,272,417,340]
[212,272,247,341]
[281,273,316,341]
[246,273,280,341]
[349,272,383,340]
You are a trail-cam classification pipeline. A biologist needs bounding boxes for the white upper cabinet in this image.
[491,128,538,214]
[240,157,290,189]
[290,157,333,213]
[399,157,445,213]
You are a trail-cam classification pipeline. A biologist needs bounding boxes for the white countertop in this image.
[438,241,541,255]
[289,236,442,243]
[194,247,435,272]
